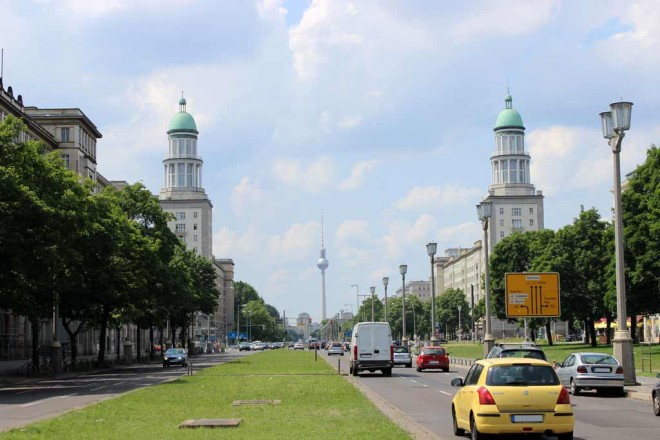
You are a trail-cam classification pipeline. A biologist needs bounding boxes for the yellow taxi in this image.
[450,358,574,440]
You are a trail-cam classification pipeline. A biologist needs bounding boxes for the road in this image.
[0,351,251,433]
[319,349,660,440]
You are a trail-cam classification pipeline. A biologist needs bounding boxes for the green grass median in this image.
[2,350,411,439]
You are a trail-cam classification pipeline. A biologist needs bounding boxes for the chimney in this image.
[17,94,23,105]
[7,85,13,97]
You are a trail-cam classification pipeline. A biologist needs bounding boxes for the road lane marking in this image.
[20,399,49,408]
[439,390,451,396]
[16,390,33,395]
[113,382,125,387]
[90,386,105,391]
[60,393,78,398]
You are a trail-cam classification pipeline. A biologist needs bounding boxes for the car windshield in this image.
[581,354,618,365]
[165,349,184,355]
[423,348,445,355]
[331,343,341,347]
[500,349,546,360]
[487,364,559,386]
[394,347,409,353]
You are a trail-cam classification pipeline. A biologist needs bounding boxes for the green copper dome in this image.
[167,94,198,134]
[494,94,524,130]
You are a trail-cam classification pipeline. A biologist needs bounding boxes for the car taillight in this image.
[556,387,571,405]
[390,345,394,361]
[616,366,624,374]
[576,366,587,373]
[353,345,357,359]
[477,387,496,405]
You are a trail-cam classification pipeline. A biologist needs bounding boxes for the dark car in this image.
[653,373,660,416]
[486,343,548,361]
[238,342,251,351]
[162,348,188,368]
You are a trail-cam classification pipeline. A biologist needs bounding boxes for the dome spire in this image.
[179,91,187,112]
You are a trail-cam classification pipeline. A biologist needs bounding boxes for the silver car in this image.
[393,346,412,368]
[555,352,624,396]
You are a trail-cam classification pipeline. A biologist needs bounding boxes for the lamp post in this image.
[382,277,389,323]
[405,297,417,341]
[600,101,636,385]
[427,242,437,344]
[351,284,359,322]
[457,306,462,341]
[358,294,370,321]
[400,264,408,346]
[51,292,62,374]
[370,286,376,321]
[477,201,494,358]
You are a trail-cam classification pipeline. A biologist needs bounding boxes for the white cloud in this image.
[271,156,337,192]
[213,226,265,260]
[394,185,482,211]
[382,214,437,259]
[257,0,287,21]
[230,177,264,214]
[268,222,318,261]
[339,159,380,190]
[335,219,374,267]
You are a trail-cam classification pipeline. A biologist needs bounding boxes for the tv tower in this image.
[317,211,329,321]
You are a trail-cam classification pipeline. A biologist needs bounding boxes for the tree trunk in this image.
[62,318,83,366]
[116,326,121,362]
[149,325,155,360]
[629,310,637,343]
[98,308,109,367]
[589,321,597,347]
[31,319,40,372]
[605,314,612,345]
[583,320,590,345]
[545,320,553,346]
[135,323,141,361]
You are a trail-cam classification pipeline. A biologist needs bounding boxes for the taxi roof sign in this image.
[505,272,560,318]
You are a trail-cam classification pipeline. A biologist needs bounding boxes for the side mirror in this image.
[451,377,464,387]
[446,352,450,356]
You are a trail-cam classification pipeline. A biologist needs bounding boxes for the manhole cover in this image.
[232,399,281,406]
[179,418,242,428]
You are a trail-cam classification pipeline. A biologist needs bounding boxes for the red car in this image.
[416,346,449,372]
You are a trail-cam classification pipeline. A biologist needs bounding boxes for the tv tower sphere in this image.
[317,250,329,270]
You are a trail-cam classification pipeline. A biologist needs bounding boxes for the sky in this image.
[2,0,659,323]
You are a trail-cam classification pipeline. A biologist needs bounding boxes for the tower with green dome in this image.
[481,93,545,249]
[159,94,213,260]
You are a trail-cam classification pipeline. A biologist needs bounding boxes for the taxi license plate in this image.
[511,415,543,423]
[429,360,439,365]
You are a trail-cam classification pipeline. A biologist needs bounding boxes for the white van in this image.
[349,322,393,377]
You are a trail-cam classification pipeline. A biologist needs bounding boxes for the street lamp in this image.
[400,264,408,346]
[426,242,437,344]
[600,101,636,385]
[370,286,376,321]
[477,201,494,358]
[457,306,462,341]
[382,277,389,323]
[351,284,359,322]
[405,297,417,340]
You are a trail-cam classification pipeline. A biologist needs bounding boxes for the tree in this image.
[436,289,469,339]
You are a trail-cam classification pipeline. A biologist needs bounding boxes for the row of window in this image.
[499,207,534,216]
[500,218,534,227]
[495,134,524,155]
[168,137,198,158]
[174,211,199,220]
[165,163,202,188]
[174,223,199,232]
[492,159,530,184]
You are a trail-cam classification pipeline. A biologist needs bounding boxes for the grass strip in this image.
[2,350,412,440]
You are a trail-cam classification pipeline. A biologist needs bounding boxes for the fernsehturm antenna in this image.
[317,210,329,321]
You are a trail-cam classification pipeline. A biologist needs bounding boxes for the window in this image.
[175,224,186,233]
[193,235,198,242]
[61,154,70,169]
[193,224,198,230]
[529,207,534,214]
[499,219,504,226]
[512,208,521,216]
[499,207,504,215]
[175,212,186,220]
[500,231,505,238]
[465,364,484,386]
[512,219,523,228]
[61,127,70,142]
[193,212,198,219]
[530,219,534,226]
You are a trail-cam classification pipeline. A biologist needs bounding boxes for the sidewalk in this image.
[449,356,658,403]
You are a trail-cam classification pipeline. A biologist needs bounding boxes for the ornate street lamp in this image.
[477,201,494,358]
[600,101,636,385]
[426,242,437,343]
[382,277,389,323]
[399,264,408,346]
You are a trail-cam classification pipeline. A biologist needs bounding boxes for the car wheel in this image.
[653,392,660,416]
[162,364,166,368]
[416,365,422,372]
[443,367,449,372]
[452,406,465,436]
[341,353,344,356]
[406,362,412,368]
[352,363,358,377]
[382,368,392,377]
[570,379,580,396]
[470,413,485,440]
[557,431,574,440]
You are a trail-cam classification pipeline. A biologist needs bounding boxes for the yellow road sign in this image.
[505,272,560,318]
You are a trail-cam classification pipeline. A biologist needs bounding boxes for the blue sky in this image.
[2,0,658,322]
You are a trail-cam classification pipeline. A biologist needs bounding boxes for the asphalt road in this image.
[0,351,252,433]
[319,349,660,440]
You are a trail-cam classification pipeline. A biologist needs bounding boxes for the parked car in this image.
[393,346,412,368]
[652,373,660,416]
[555,352,624,396]
[342,341,350,351]
[293,342,305,350]
[416,346,449,372]
[486,343,548,361]
[251,341,266,351]
[349,321,393,377]
[451,358,574,440]
[162,348,188,368]
[328,341,344,356]
[238,342,251,351]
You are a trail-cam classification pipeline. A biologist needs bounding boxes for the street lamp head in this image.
[600,111,614,140]
[399,264,407,275]
[610,101,633,132]
[382,276,389,287]
[426,242,437,257]
[370,286,376,294]
[457,305,462,312]
[477,201,492,221]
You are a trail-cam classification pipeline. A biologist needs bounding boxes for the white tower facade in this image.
[316,215,329,321]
